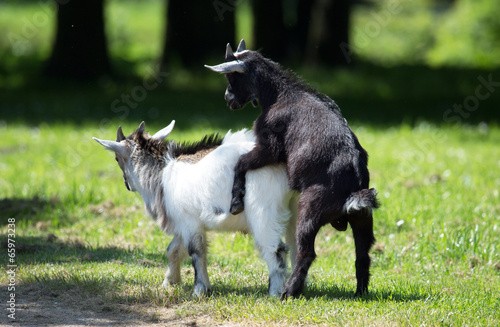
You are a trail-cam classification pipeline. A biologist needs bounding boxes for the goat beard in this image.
[227,99,243,110]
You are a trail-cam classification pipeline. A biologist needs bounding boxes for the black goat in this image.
[206,40,379,299]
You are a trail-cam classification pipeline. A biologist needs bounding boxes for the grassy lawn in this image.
[1,97,499,325]
[1,1,500,326]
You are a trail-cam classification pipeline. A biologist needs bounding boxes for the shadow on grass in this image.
[0,234,166,266]
[199,278,428,303]
[301,282,429,303]
[209,284,268,298]
[0,197,60,225]
[0,196,100,229]
[0,196,57,220]
[1,63,499,130]
[8,240,192,325]
[193,282,429,303]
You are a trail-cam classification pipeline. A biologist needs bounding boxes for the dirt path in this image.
[2,283,230,327]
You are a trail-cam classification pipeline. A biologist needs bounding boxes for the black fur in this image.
[276,242,288,270]
[216,48,379,299]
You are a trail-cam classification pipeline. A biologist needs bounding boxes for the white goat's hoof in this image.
[268,274,286,297]
[193,283,210,298]
[162,279,180,289]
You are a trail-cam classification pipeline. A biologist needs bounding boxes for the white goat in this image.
[93,121,297,297]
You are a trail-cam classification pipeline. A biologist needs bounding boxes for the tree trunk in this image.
[44,0,111,80]
[308,0,352,66]
[162,0,235,69]
[290,0,315,61]
[251,0,286,61]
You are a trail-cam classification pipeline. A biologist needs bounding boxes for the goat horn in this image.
[236,39,246,52]
[204,60,246,74]
[152,120,175,141]
[116,126,125,142]
[137,121,146,134]
[225,43,234,58]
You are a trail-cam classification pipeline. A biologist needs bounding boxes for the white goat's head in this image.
[93,121,175,192]
[205,39,260,110]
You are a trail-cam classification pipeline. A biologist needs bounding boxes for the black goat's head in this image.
[205,39,259,110]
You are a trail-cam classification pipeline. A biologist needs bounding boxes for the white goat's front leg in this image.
[184,232,211,298]
[163,234,188,287]
[268,242,289,297]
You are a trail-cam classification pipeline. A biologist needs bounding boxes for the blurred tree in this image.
[291,0,315,61]
[427,0,500,68]
[307,0,352,66]
[162,0,235,69]
[250,0,352,66]
[44,0,111,80]
[251,0,286,60]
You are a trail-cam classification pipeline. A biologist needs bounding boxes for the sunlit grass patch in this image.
[1,121,499,325]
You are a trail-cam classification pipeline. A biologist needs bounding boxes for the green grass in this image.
[1,119,499,325]
[1,1,500,325]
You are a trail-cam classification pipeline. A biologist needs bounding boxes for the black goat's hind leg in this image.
[281,190,322,300]
[349,210,375,297]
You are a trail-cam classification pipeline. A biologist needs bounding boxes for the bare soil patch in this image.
[1,282,230,327]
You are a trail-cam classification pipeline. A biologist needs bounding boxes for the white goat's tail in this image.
[343,188,380,214]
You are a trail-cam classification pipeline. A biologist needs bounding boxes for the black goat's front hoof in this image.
[230,198,244,215]
[354,287,369,298]
[280,289,298,302]
[280,283,302,301]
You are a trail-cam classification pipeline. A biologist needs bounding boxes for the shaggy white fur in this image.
[94,121,298,297]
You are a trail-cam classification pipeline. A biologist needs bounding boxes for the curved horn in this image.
[225,43,234,58]
[116,126,125,141]
[136,121,146,134]
[152,120,175,141]
[236,39,246,52]
[204,60,246,74]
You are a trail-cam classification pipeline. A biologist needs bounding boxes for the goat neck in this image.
[129,134,171,231]
[247,57,300,113]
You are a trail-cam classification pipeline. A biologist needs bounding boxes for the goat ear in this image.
[236,39,246,52]
[136,121,146,134]
[204,60,246,74]
[93,137,128,157]
[116,126,126,142]
[152,120,175,141]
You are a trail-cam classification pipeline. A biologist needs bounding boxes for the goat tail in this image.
[343,188,380,214]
